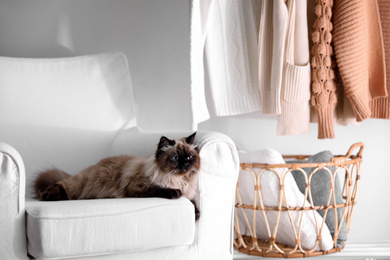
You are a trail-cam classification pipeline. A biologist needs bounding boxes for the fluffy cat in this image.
[34,132,201,221]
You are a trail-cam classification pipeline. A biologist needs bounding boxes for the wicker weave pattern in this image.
[234,143,364,258]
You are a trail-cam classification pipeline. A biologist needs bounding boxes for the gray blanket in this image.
[289,151,347,247]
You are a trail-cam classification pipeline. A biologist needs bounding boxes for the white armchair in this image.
[0,53,239,260]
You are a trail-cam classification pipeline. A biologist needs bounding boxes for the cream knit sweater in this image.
[276,0,311,135]
[193,0,287,117]
[204,0,262,116]
[259,0,287,116]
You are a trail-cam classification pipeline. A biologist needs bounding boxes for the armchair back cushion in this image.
[0,52,136,197]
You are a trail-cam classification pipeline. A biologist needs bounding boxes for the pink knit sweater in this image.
[371,0,390,119]
[333,0,387,121]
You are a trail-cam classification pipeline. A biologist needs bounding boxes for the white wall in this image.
[0,0,192,132]
[1,0,389,244]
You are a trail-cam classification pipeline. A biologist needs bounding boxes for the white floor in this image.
[233,241,390,260]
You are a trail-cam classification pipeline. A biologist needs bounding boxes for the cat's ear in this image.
[158,136,175,149]
[185,132,197,144]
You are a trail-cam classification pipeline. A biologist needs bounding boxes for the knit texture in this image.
[333,0,386,122]
[336,84,359,126]
[310,0,337,139]
[365,0,387,99]
[277,63,311,135]
[259,0,288,115]
[371,0,390,119]
[277,0,311,136]
[205,0,262,116]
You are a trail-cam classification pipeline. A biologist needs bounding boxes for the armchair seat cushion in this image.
[26,197,195,259]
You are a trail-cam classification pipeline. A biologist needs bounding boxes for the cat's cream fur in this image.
[34,132,201,220]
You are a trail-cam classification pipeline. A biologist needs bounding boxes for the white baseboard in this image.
[233,241,390,260]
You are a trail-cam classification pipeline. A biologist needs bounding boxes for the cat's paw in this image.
[195,208,200,222]
[191,200,200,222]
[161,188,182,199]
[40,183,68,201]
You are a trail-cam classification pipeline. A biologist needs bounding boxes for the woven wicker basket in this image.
[234,143,364,258]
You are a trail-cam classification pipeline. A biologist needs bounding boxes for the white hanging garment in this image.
[277,0,311,135]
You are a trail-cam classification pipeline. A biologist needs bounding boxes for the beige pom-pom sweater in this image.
[310,0,338,139]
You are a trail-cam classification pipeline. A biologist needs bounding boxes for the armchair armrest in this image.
[0,142,29,260]
[111,130,240,260]
[195,132,240,259]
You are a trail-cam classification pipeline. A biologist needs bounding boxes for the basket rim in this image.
[235,200,356,212]
[240,156,362,170]
[239,142,364,170]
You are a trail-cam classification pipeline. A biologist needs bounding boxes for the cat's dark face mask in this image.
[155,132,200,175]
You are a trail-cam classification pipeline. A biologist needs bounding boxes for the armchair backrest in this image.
[0,52,136,197]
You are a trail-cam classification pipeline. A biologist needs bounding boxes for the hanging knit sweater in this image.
[259,0,288,115]
[276,0,311,136]
[310,0,337,139]
[333,0,387,122]
[194,0,293,119]
[204,0,263,116]
[371,0,390,119]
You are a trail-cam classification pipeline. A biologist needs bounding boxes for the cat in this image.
[34,132,201,221]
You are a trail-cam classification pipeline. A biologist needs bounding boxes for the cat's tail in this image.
[34,168,71,200]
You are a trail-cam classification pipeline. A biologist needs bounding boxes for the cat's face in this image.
[155,132,200,176]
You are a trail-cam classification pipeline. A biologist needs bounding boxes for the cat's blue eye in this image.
[187,156,193,160]
[172,156,179,161]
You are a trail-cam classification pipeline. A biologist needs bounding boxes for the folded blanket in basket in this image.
[238,149,333,251]
[288,151,348,247]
